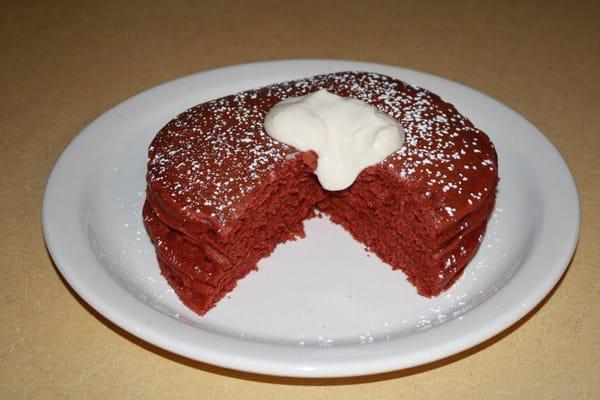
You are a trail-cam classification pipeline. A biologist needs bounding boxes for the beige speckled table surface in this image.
[2,1,599,398]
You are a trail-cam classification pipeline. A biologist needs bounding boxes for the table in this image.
[2,1,598,398]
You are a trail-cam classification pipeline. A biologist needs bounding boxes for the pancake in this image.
[144,71,498,315]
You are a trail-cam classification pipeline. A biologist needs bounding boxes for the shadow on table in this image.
[52,254,568,386]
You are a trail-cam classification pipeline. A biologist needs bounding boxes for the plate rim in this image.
[42,59,580,377]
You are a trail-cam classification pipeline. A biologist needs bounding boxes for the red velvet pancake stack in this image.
[143,72,498,315]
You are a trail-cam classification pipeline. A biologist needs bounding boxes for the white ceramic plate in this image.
[43,60,580,377]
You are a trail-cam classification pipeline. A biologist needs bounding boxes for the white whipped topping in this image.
[264,89,405,190]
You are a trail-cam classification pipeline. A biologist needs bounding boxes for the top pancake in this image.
[146,72,498,235]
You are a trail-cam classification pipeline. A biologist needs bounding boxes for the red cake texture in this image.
[143,72,498,315]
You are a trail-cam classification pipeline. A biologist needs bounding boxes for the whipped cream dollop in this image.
[264,89,405,190]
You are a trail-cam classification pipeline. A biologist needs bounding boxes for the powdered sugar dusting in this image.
[147,72,498,229]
